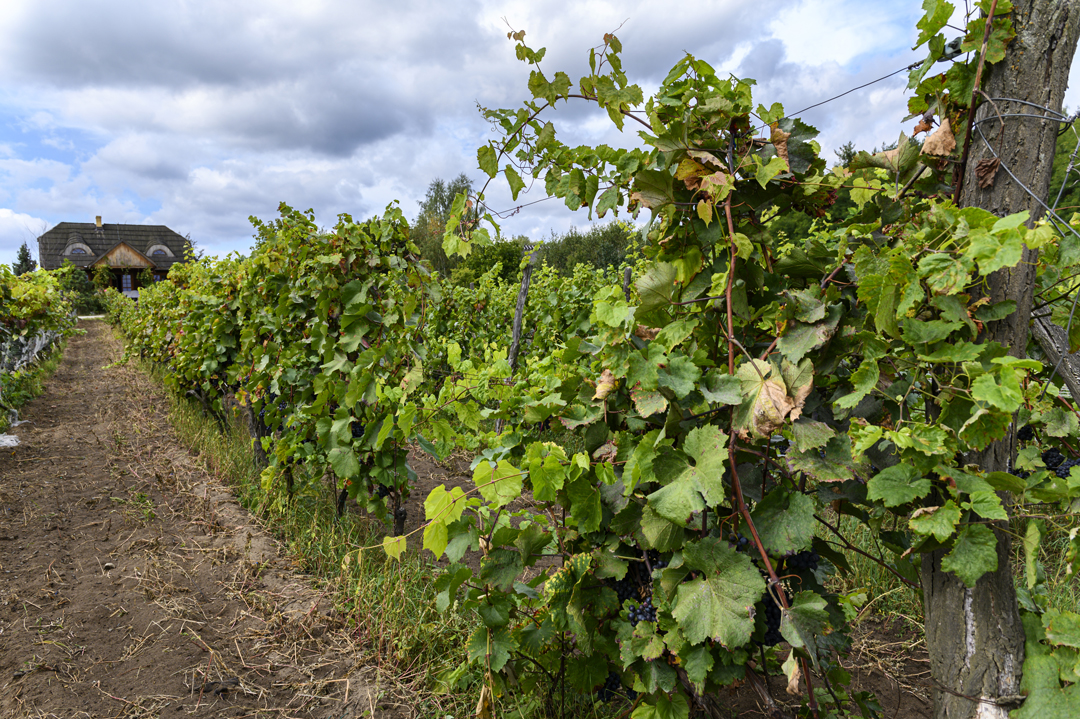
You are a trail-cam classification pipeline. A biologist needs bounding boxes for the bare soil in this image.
[0,320,934,718]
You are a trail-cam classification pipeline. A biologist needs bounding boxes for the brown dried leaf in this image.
[913,118,933,135]
[976,157,1001,189]
[921,118,956,157]
[771,124,791,168]
[753,379,797,438]
[786,659,802,696]
[592,440,618,463]
[633,325,660,341]
[788,376,814,422]
[687,150,725,169]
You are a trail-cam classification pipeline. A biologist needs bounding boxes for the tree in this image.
[921,2,1080,717]
[534,221,643,275]
[12,242,37,275]
[834,141,857,167]
[412,174,473,277]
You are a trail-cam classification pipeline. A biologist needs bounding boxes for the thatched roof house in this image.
[37,217,191,297]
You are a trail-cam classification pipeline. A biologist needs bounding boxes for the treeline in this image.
[408,174,644,285]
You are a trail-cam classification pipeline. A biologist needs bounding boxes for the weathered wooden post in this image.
[507,243,537,373]
[496,244,537,435]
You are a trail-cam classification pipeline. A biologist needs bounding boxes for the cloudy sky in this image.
[1,0,1077,269]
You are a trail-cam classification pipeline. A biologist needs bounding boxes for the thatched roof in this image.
[37,222,191,271]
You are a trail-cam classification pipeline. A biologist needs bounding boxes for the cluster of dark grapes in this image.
[612,576,638,604]
[645,550,669,570]
[351,421,364,439]
[595,671,637,703]
[628,596,657,626]
[728,533,751,551]
[1018,425,1036,442]
[760,588,788,647]
[375,484,392,499]
[784,550,819,572]
[1041,447,1080,479]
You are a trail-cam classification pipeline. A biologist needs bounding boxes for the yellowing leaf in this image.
[593,369,618,401]
[382,535,406,560]
[473,460,524,508]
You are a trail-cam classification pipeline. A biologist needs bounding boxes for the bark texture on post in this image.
[1032,311,1080,400]
[922,3,1080,718]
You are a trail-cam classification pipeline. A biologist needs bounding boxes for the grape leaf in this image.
[631,692,689,719]
[908,501,961,542]
[780,591,830,667]
[647,425,728,526]
[673,537,765,646]
[473,460,524,508]
[792,419,835,452]
[467,626,512,672]
[750,489,815,555]
[941,524,999,588]
[867,465,932,507]
[1044,609,1080,649]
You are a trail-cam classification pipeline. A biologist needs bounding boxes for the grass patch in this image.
[0,338,66,433]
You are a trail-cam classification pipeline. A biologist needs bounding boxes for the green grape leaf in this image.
[566,475,603,532]
[478,145,498,178]
[1012,654,1080,719]
[647,425,728,526]
[1039,407,1079,438]
[867,465,932,507]
[641,504,686,551]
[631,692,690,719]
[636,262,677,316]
[780,591,830,667]
[941,524,999,588]
[835,358,879,410]
[673,537,765,646]
[908,501,961,542]
[971,371,1023,412]
[750,489,815,555]
[916,0,955,47]
[328,447,360,479]
[467,626,512,672]
[792,419,836,452]
[1044,609,1080,649]
[701,372,742,405]
[657,354,702,398]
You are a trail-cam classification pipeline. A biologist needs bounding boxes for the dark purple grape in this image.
[1017,425,1035,442]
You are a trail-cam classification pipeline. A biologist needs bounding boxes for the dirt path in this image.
[0,321,391,719]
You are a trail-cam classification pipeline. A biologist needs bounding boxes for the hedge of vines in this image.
[0,264,76,374]
[103,203,620,528]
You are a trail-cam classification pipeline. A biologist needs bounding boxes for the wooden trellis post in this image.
[496,244,537,435]
[507,244,537,372]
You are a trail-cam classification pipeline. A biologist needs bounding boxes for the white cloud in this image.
[0,208,50,268]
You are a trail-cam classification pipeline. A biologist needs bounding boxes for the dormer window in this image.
[152,249,167,256]
[64,241,94,256]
